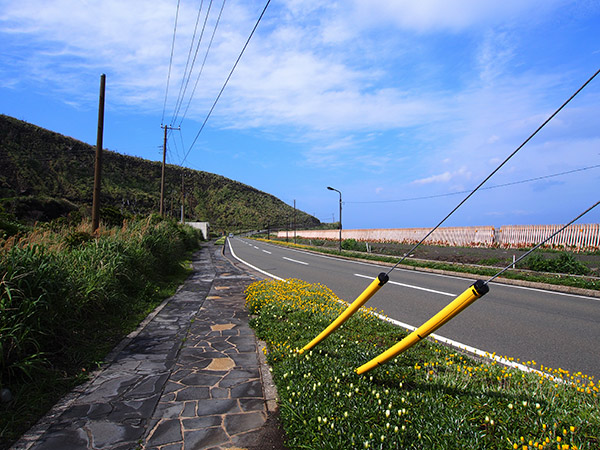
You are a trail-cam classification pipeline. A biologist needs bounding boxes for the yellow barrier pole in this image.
[299,272,389,354]
[356,280,489,374]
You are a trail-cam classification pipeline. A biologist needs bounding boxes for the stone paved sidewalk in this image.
[11,243,277,450]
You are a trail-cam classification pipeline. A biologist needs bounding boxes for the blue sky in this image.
[1,0,599,229]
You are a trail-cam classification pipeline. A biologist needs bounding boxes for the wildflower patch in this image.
[246,278,599,449]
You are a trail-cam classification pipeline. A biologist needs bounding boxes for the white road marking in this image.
[227,238,284,281]
[354,273,455,297]
[283,257,309,265]
[262,250,272,254]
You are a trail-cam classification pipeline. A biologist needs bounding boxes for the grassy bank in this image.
[246,278,599,449]
[0,216,203,449]
[252,238,600,292]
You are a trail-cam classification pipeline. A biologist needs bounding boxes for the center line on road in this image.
[354,273,455,297]
[262,250,272,254]
[283,257,309,265]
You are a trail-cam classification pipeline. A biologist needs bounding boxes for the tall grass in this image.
[0,216,203,448]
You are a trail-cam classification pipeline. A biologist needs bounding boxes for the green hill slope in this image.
[0,114,320,231]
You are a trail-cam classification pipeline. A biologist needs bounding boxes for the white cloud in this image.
[412,167,471,185]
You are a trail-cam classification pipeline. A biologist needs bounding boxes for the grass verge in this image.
[252,238,600,292]
[246,278,599,449]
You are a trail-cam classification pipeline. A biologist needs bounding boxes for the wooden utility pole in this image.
[180,172,185,224]
[159,124,180,216]
[92,74,106,232]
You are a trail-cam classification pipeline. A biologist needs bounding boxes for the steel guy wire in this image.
[485,200,600,284]
[347,164,600,205]
[161,0,181,126]
[384,67,600,277]
[179,0,227,127]
[182,0,272,166]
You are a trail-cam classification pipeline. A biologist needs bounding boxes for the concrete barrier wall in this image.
[277,224,600,250]
[186,221,210,240]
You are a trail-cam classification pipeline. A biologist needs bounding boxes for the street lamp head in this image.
[327,186,334,191]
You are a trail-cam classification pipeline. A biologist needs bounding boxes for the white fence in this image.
[497,224,600,249]
[277,224,600,250]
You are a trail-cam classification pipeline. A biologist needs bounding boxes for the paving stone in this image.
[152,402,184,419]
[175,386,210,401]
[196,398,240,416]
[230,380,263,399]
[182,428,229,450]
[181,416,222,430]
[86,420,144,449]
[224,412,266,435]
[238,398,266,413]
[145,419,182,447]
[181,401,197,417]
[210,387,230,399]
[179,372,223,387]
[221,368,260,380]
[229,353,259,368]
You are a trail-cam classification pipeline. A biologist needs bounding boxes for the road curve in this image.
[227,237,600,379]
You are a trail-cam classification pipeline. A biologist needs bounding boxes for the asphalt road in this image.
[227,237,600,379]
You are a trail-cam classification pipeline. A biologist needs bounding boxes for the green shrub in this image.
[524,252,590,275]
[342,238,361,251]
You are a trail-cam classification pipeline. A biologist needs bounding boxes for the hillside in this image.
[0,114,320,231]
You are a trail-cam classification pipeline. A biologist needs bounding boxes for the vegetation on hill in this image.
[0,114,320,232]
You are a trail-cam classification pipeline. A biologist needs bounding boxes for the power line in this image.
[182,0,272,165]
[161,0,181,126]
[179,0,227,127]
[347,163,600,204]
[385,67,600,276]
[172,0,215,126]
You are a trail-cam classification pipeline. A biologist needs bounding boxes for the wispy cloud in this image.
[412,167,472,185]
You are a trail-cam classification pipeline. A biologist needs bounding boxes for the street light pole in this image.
[327,186,342,252]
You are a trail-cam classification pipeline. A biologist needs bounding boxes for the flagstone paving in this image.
[11,243,279,450]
